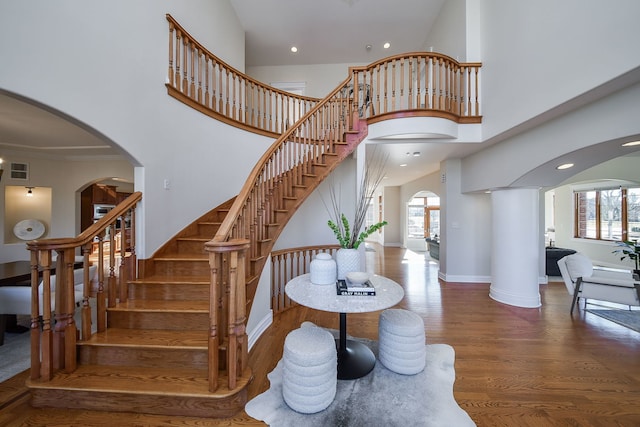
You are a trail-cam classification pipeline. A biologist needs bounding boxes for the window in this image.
[407,196,440,239]
[575,187,640,242]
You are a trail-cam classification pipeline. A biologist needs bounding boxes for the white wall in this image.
[247,63,366,98]
[423,0,467,60]
[479,0,640,141]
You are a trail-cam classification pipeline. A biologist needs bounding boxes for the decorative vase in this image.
[336,248,361,280]
[310,253,337,285]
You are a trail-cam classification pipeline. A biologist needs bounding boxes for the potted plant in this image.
[613,240,640,276]
[324,151,388,279]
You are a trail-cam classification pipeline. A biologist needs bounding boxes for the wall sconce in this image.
[26,186,34,197]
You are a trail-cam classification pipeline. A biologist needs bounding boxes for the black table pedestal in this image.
[335,312,375,380]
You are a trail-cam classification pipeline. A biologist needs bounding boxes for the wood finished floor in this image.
[1,244,639,426]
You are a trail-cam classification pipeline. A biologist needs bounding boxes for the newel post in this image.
[204,239,250,392]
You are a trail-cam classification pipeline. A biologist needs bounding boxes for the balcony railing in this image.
[165,14,482,140]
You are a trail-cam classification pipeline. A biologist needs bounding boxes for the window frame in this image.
[574,187,638,242]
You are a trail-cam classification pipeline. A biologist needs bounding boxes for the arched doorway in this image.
[406,191,439,254]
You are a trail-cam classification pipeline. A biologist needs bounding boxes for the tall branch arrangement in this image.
[323,150,388,249]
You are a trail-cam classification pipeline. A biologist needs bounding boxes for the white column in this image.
[489,188,541,308]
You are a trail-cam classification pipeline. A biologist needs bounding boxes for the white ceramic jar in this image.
[310,253,337,285]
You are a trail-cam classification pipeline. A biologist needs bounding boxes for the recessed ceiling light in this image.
[383,42,391,49]
[290,46,298,53]
[400,163,407,167]
[556,163,574,170]
[622,140,640,147]
[413,152,420,157]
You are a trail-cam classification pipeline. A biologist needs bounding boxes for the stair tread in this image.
[79,328,208,349]
[110,299,209,312]
[27,365,249,397]
[131,276,209,284]
[154,253,208,261]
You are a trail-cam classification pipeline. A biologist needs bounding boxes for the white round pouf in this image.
[378,309,426,375]
[282,326,337,413]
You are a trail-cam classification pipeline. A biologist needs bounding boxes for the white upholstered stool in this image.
[282,325,337,413]
[378,308,426,375]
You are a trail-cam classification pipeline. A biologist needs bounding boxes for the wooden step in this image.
[197,221,222,235]
[78,328,209,369]
[108,300,209,330]
[151,255,209,276]
[27,365,251,418]
[175,236,209,253]
[128,276,209,300]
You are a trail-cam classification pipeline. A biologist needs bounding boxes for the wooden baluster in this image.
[438,58,445,110]
[168,22,175,87]
[28,250,41,381]
[474,66,480,116]
[204,56,210,109]
[400,57,405,109]
[174,29,181,90]
[81,243,92,341]
[61,249,77,373]
[391,60,397,111]
[38,250,53,380]
[196,48,203,103]
[189,41,196,99]
[225,70,231,116]
[182,34,189,94]
[96,233,106,331]
[232,73,238,121]
[219,64,224,113]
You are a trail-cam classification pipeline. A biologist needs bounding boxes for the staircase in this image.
[26,120,367,417]
[24,21,482,416]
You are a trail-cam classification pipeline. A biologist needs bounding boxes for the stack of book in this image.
[336,279,376,296]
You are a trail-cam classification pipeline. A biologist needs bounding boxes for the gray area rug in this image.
[587,309,640,332]
[0,315,32,382]
[1,301,97,383]
[245,334,475,427]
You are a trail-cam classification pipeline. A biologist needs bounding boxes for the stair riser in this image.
[79,346,208,369]
[128,283,209,301]
[197,223,220,235]
[153,260,210,276]
[108,311,209,330]
[29,388,247,419]
[176,239,208,253]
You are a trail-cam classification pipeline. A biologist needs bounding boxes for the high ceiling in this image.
[0,0,478,188]
[231,0,445,67]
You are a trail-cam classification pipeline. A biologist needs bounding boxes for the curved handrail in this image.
[211,73,355,245]
[166,14,321,137]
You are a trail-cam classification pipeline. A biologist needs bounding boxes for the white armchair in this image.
[557,253,640,314]
[0,265,96,344]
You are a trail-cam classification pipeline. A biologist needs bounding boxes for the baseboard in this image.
[247,310,273,351]
[438,271,491,283]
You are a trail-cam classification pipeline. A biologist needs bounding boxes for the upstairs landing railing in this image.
[165,14,482,140]
[26,192,141,382]
[165,14,320,138]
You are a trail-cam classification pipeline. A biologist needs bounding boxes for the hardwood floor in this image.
[1,244,639,426]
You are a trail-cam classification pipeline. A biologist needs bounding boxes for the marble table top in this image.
[285,273,404,314]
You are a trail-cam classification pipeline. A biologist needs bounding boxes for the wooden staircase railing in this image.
[271,245,341,314]
[165,15,482,394]
[165,14,321,138]
[25,192,141,382]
